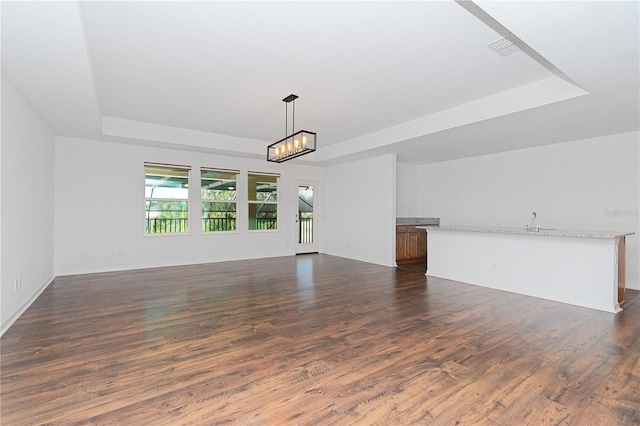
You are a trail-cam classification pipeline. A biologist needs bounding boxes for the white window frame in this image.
[247,171,280,232]
[201,167,240,234]
[144,163,191,236]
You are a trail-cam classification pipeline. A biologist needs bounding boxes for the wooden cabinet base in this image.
[396,226,427,265]
[397,256,426,265]
[618,236,626,305]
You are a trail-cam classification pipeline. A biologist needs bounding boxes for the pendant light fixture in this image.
[267,94,317,163]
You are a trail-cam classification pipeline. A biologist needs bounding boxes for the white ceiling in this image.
[1,1,638,165]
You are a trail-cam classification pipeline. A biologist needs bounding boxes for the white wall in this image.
[428,229,622,313]
[54,137,323,275]
[397,162,420,217]
[418,131,640,290]
[323,154,397,266]
[1,75,55,333]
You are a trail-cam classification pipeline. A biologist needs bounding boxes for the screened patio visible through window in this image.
[201,168,238,232]
[248,173,279,231]
[144,164,190,234]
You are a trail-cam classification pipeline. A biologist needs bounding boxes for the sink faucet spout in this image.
[526,212,540,231]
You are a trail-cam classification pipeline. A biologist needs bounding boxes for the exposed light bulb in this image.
[302,135,307,146]
[294,139,299,149]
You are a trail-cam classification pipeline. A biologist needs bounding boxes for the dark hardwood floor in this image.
[1,254,639,425]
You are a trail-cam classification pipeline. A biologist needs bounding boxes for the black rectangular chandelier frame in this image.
[267,94,317,163]
[267,130,317,163]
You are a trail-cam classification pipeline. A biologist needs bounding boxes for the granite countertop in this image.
[424,225,634,239]
[396,217,439,226]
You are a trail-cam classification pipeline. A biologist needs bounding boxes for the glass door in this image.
[296,182,318,253]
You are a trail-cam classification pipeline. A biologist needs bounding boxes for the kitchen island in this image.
[420,225,633,313]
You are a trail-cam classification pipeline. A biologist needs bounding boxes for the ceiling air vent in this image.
[486,36,520,57]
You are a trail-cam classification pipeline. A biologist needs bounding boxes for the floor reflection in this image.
[296,255,315,305]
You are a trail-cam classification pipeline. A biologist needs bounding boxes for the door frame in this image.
[295,180,319,254]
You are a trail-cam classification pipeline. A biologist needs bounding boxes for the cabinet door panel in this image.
[407,232,419,259]
[396,232,408,260]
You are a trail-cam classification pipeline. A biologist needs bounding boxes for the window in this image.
[248,172,279,231]
[144,164,190,234]
[201,168,238,232]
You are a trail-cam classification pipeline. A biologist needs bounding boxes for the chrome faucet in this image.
[527,211,539,231]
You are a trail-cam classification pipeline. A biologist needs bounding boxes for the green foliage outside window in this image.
[145,165,189,234]
[248,173,278,231]
[201,169,238,232]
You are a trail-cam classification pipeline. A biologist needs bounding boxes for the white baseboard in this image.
[55,252,293,277]
[1,274,55,337]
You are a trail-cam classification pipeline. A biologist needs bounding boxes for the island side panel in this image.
[427,229,619,313]
[617,236,626,305]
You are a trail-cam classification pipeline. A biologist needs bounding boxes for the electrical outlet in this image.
[491,262,498,272]
[118,249,125,257]
[14,276,22,291]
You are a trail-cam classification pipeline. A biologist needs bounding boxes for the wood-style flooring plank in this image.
[2,254,639,425]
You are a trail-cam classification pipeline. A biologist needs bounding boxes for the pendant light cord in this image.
[282,94,299,137]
